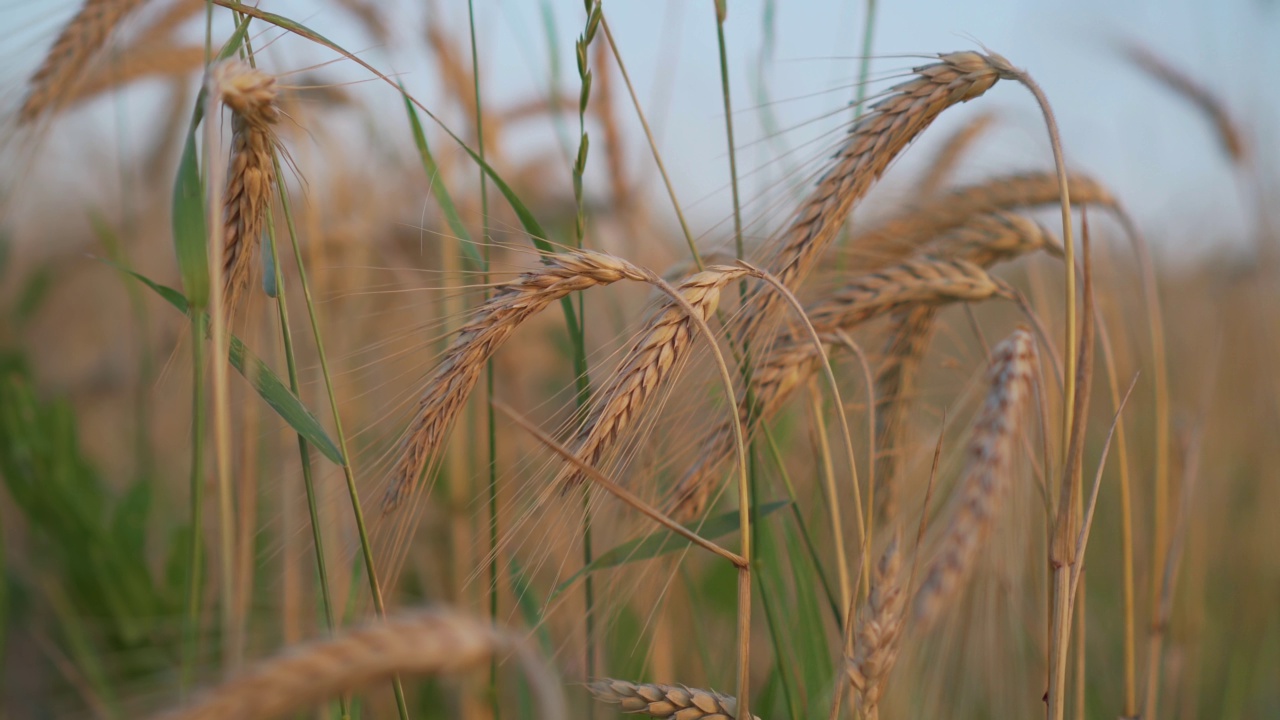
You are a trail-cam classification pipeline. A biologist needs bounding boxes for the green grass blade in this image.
[169,15,253,311]
[400,89,483,269]
[171,127,208,309]
[111,266,345,465]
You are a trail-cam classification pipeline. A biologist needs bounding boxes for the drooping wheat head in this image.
[853,171,1116,268]
[213,59,281,324]
[588,679,755,720]
[667,256,1013,521]
[559,264,750,490]
[384,249,651,511]
[848,535,906,719]
[912,327,1037,628]
[738,51,1016,341]
[874,211,1059,519]
[151,608,560,720]
[18,0,149,122]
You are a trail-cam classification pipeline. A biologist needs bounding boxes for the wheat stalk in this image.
[384,249,650,511]
[18,0,149,122]
[588,679,756,719]
[667,256,1012,521]
[912,327,1037,628]
[848,535,906,719]
[150,608,563,720]
[738,51,1015,342]
[212,60,280,324]
[559,264,750,489]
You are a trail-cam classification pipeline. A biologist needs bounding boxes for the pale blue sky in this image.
[3,1,1276,259]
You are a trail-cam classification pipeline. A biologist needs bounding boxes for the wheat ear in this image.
[848,535,906,719]
[61,43,206,111]
[559,264,750,489]
[212,60,280,324]
[912,327,1036,628]
[739,51,1015,341]
[384,249,650,511]
[852,171,1115,267]
[151,608,564,720]
[588,679,757,720]
[873,211,1058,519]
[18,0,149,122]
[667,256,1012,521]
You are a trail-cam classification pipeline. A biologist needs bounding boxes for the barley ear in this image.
[912,328,1037,628]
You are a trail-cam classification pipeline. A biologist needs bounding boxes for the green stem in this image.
[712,0,744,268]
[273,163,411,720]
[181,312,207,695]
[853,0,879,114]
[465,3,502,716]
[266,214,349,720]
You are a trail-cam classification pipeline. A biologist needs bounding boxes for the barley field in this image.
[0,2,1276,719]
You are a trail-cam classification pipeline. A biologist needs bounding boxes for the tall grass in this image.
[0,3,1277,720]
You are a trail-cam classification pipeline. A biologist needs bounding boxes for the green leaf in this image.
[168,14,254,311]
[552,500,789,598]
[114,266,345,465]
[171,107,208,308]
[401,89,483,269]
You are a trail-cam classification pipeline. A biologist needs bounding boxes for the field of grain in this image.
[0,2,1276,719]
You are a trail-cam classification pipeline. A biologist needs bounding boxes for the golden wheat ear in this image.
[557,264,749,491]
[848,533,906,718]
[853,171,1117,267]
[384,250,651,512]
[151,608,565,720]
[209,60,281,325]
[18,0,150,123]
[668,256,1014,522]
[912,327,1037,629]
[739,52,1015,342]
[588,679,758,720]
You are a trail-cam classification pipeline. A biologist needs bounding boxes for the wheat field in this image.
[0,2,1276,719]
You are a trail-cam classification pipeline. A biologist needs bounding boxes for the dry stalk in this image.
[668,256,1013,522]
[912,328,1036,628]
[847,535,906,719]
[739,51,1017,341]
[18,0,149,122]
[383,249,650,511]
[213,60,281,324]
[588,679,756,720]
[558,264,750,489]
[150,608,564,720]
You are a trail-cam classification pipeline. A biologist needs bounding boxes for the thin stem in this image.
[599,13,703,270]
[180,312,206,695]
[852,0,879,115]
[200,68,237,676]
[266,212,349,720]
[495,402,745,568]
[273,162,411,720]
[465,3,501,717]
[1097,313,1137,717]
[712,0,744,267]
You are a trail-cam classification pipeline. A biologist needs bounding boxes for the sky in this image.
[2,0,1277,261]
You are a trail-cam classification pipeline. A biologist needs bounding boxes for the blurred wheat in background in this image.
[0,1,1276,719]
